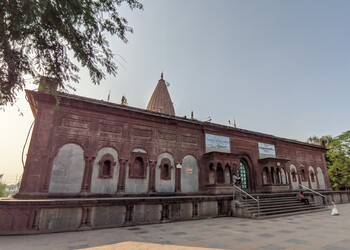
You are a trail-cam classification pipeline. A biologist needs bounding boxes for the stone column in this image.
[286,169,292,190]
[307,170,312,189]
[148,161,156,193]
[175,162,181,192]
[297,170,302,188]
[80,207,92,229]
[81,156,94,193]
[42,156,55,192]
[117,159,127,193]
[315,170,320,190]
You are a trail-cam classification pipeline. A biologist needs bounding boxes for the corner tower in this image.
[146,73,175,116]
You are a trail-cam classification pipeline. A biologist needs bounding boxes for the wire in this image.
[22,120,35,168]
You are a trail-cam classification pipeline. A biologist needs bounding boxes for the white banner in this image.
[205,133,231,153]
[258,142,276,159]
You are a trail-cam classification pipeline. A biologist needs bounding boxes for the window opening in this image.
[216,163,224,184]
[262,167,269,184]
[310,172,315,182]
[239,160,248,189]
[98,153,115,179]
[301,169,306,181]
[129,156,145,178]
[161,163,171,180]
[291,171,297,182]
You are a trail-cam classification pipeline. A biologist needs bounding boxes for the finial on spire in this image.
[161,71,164,80]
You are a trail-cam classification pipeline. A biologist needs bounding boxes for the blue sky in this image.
[1,0,349,183]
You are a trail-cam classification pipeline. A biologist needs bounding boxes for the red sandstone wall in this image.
[18,90,329,197]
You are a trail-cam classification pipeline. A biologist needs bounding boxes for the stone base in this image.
[206,185,234,195]
[0,195,232,235]
[261,185,290,192]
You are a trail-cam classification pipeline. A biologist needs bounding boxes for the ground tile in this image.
[258,233,274,238]
[259,244,287,250]
[172,232,187,236]
[322,245,349,250]
[286,238,307,244]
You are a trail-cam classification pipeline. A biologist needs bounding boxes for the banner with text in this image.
[205,133,231,153]
[258,142,276,159]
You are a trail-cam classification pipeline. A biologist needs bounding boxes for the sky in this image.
[1,0,350,184]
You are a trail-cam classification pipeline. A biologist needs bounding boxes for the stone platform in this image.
[1,203,349,250]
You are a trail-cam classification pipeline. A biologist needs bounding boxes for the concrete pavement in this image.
[1,204,349,250]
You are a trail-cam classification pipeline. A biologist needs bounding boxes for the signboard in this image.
[185,167,193,175]
[205,133,231,153]
[258,142,276,159]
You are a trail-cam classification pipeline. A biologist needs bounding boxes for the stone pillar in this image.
[32,209,41,230]
[307,170,312,189]
[80,207,92,229]
[315,170,320,190]
[175,162,181,192]
[42,156,55,192]
[117,159,127,193]
[148,161,156,193]
[213,161,218,184]
[286,170,292,190]
[81,156,94,193]
[197,159,202,191]
[297,170,302,188]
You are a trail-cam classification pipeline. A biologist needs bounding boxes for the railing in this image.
[299,184,328,207]
[233,184,260,217]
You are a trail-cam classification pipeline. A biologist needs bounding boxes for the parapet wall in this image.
[0,195,232,235]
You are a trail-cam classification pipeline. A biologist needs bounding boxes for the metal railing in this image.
[299,184,328,207]
[233,184,260,217]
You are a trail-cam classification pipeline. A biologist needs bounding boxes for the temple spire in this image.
[146,73,175,116]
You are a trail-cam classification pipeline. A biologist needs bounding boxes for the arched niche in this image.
[181,155,198,193]
[125,148,149,193]
[317,167,326,189]
[308,166,317,190]
[289,164,299,190]
[49,143,85,193]
[91,147,119,194]
[155,152,175,192]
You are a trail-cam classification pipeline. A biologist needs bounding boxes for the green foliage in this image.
[307,135,333,147]
[0,183,6,197]
[307,131,350,190]
[0,0,143,107]
[327,131,350,190]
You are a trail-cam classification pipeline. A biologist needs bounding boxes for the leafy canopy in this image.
[327,131,350,190]
[0,0,143,107]
[309,131,350,190]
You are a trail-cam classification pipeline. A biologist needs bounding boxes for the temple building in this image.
[0,74,333,235]
[18,73,330,198]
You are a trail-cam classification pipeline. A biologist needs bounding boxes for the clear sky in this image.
[1,0,349,183]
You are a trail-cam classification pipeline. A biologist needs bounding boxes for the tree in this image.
[0,0,143,107]
[307,132,350,190]
[327,131,350,190]
[0,183,6,197]
[307,135,333,148]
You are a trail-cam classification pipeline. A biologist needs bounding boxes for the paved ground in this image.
[0,204,349,250]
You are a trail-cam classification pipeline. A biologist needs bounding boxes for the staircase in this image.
[233,192,329,219]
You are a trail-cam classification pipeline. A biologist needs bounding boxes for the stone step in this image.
[254,206,328,218]
[248,204,323,213]
[245,203,314,210]
[233,192,327,219]
[243,199,303,205]
[256,207,330,220]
